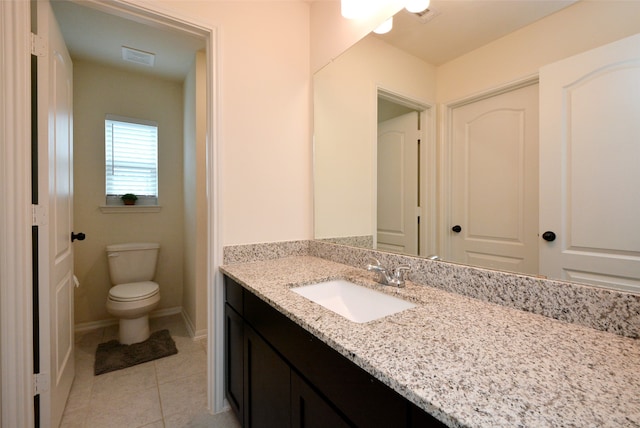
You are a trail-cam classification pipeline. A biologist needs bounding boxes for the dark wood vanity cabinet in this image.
[224,275,446,428]
[224,304,244,424]
[244,325,292,428]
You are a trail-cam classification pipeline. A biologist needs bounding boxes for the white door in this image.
[539,33,640,292]
[37,1,75,426]
[377,112,420,255]
[449,83,539,274]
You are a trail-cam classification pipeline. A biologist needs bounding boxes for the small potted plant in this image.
[120,193,138,206]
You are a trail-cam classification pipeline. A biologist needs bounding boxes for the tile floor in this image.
[61,314,242,428]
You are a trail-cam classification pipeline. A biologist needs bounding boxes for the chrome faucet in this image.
[366,257,411,288]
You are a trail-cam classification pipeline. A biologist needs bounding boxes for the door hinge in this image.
[32,205,48,226]
[31,33,46,57]
[33,373,50,395]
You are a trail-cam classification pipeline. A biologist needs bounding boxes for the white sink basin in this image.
[292,279,415,323]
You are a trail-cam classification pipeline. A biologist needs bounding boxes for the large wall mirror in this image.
[313,0,640,292]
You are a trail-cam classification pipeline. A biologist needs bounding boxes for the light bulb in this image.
[373,17,393,34]
[405,0,430,14]
[341,0,368,19]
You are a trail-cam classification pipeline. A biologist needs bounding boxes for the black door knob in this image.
[451,225,462,233]
[71,232,86,242]
[542,231,556,242]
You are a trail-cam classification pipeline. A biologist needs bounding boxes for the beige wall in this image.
[157,1,314,246]
[183,51,208,337]
[133,0,404,247]
[436,1,640,103]
[314,36,436,239]
[73,60,185,325]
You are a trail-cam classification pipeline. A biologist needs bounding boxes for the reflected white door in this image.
[377,112,420,255]
[539,33,640,292]
[37,1,75,426]
[449,83,539,274]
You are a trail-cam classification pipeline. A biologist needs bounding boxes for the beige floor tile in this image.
[75,328,104,348]
[75,329,103,361]
[63,374,93,413]
[85,386,162,428]
[164,410,241,428]
[75,351,98,371]
[67,335,98,413]
[91,361,157,402]
[158,373,208,418]
[64,314,209,427]
[196,337,207,355]
[59,405,87,428]
[150,314,187,335]
[102,324,120,341]
[155,348,206,385]
[140,420,165,428]
[162,411,198,428]
[172,334,204,354]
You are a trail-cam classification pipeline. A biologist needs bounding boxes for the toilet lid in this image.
[109,281,159,302]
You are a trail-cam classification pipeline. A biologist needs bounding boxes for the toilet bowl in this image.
[106,243,161,345]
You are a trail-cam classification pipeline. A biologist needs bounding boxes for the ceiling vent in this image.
[121,46,155,67]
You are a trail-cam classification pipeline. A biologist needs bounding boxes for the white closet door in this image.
[449,83,539,274]
[539,33,640,292]
[37,1,75,426]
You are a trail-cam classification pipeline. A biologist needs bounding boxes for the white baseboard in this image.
[182,309,196,337]
[151,306,182,318]
[74,306,183,333]
[74,318,118,333]
[181,309,207,340]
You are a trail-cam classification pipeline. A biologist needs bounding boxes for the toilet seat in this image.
[109,281,159,302]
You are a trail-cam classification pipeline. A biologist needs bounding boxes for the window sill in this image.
[99,205,162,214]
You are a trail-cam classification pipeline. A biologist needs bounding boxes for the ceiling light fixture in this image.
[341,0,370,20]
[373,17,393,34]
[405,0,431,14]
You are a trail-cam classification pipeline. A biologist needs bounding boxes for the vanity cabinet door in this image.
[410,403,447,428]
[291,371,352,428]
[244,325,292,428]
[224,304,244,425]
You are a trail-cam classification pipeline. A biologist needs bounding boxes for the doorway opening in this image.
[36,0,221,424]
[375,89,434,257]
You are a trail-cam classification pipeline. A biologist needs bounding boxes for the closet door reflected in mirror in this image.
[446,83,539,274]
[539,33,640,292]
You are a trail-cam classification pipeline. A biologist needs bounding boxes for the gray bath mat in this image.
[94,329,178,375]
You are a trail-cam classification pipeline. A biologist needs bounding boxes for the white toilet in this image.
[106,242,161,345]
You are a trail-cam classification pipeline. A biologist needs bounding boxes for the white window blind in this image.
[105,115,158,203]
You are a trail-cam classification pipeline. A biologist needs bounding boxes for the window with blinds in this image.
[105,115,158,205]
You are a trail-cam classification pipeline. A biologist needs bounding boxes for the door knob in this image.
[71,232,86,242]
[542,231,556,242]
[451,225,462,233]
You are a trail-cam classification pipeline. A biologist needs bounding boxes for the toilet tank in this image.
[106,242,160,285]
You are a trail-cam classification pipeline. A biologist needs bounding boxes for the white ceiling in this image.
[51,1,205,81]
[374,0,576,66]
[51,0,575,80]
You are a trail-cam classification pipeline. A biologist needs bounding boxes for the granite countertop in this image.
[220,256,640,427]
